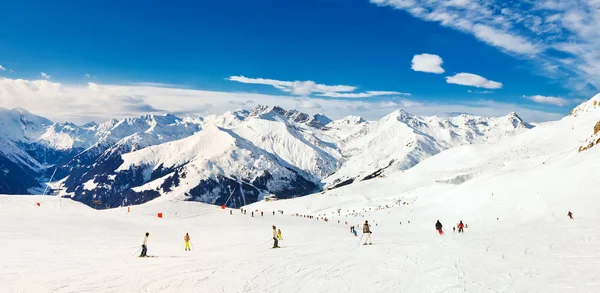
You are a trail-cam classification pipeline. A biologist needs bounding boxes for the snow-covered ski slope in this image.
[2,96,600,292]
[2,192,600,293]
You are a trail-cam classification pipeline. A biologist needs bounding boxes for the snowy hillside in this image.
[2,96,600,292]
[248,95,600,229]
[0,137,43,193]
[0,104,537,208]
[322,110,531,188]
[57,103,534,209]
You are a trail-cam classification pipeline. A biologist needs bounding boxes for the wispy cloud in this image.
[369,0,600,93]
[228,75,403,98]
[468,90,494,94]
[446,73,503,89]
[0,65,6,71]
[228,76,355,96]
[0,77,568,124]
[411,53,445,74]
[84,73,97,79]
[317,91,410,98]
[524,95,571,107]
[40,72,51,80]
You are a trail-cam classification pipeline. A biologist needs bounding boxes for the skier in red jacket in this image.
[458,221,465,233]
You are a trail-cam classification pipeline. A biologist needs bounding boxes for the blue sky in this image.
[0,0,598,123]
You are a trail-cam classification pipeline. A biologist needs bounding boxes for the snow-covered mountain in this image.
[322,110,532,188]
[0,137,44,193]
[0,104,539,208]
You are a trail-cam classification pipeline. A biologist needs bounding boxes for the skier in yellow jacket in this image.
[272,225,280,248]
[184,233,191,251]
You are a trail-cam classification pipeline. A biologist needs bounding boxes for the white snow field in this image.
[2,97,600,293]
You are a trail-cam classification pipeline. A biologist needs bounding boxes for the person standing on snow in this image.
[568,211,573,219]
[261,211,264,217]
[272,225,280,248]
[362,220,372,245]
[140,232,149,257]
[277,228,283,240]
[184,233,191,251]
[458,221,465,233]
[435,220,444,235]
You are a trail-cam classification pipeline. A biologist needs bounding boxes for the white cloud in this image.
[446,73,503,89]
[228,75,405,98]
[0,77,567,124]
[40,72,51,80]
[369,0,600,93]
[468,90,494,94]
[411,53,445,74]
[0,65,6,72]
[228,76,355,96]
[524,95,571,106]
[317,91,410,98]
[85,74,97,79]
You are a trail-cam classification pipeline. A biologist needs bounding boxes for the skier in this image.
[252,211,254,217]
[230,210,232,215]
[435,220,444,235]
[362,220,372,245]
[350,226,354,233]
[140,232,149,257]
[277,228,283,240]
[453,226,456,233]
[272,225,280,248]
[353,228,358,237]
[261,211,264,217]
[273,211,275,216]
[568,211,573,219]
[184,233,191,251]
[458,221,464,233]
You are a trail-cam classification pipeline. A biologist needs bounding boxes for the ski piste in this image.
[3,94,600,293]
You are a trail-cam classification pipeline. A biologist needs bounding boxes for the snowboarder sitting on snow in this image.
[435,220,444,235]
[458,221,465,233]
[568,211,573,219]
[272,225,280,248]
[363,220,372,245]
[140,232,149,257]
[184,233,191,251]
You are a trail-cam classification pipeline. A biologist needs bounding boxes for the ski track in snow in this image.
[1,196,600,293]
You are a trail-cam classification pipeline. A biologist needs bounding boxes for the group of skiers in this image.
[137,208,579,256]
[137,232,193,257]
[436,220,467,235]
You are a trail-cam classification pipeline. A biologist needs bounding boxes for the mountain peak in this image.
[249,105,331,129]
[336,116,366,125]
[570,93,600,117]
[384,109,414,122]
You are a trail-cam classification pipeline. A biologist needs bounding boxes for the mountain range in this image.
[0,103,538,208]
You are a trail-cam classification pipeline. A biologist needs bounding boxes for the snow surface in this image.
[2,103,599,292]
